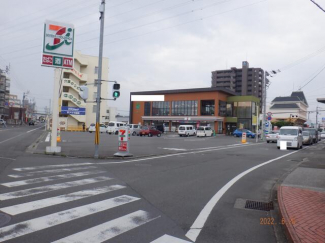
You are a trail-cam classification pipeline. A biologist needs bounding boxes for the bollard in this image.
[242,132,247,144]
[57,128,61,142]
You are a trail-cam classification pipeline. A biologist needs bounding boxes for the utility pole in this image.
[261,71,268,141]
[21,92,25,125]
[94,0,106,159]
[316,106,319,129]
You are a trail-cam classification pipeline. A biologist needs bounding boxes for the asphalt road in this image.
[0,128,316,243]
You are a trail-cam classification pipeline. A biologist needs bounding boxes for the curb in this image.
[277,185,300,243]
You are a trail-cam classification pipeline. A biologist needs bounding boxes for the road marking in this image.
[185,150,301,242]
[53,210,158,243]
[13,162,94,171]
[1,170,106,187]
[162,148,187,151]
[0,195,140,242]
[0,157,16,161]
[8,166,98,178]
[151,234,192,243]
[0,185,126,215]
[26,126,45,133]
[0,126,45,144]
[0,176,112,201]
[98,143,262,165]
[45,132,50,142]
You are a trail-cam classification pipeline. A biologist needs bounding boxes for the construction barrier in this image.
[66,126,84,132]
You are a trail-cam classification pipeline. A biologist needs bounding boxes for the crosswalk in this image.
[0,162,192,242]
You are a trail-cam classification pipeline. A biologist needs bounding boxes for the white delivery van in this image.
[178,125,196,137]
[277,126,303,149]
[106,121,127,134]
[127,124,141,136]
[196,126,213,137]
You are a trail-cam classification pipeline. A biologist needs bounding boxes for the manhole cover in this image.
[0,213,11,227]
[244,200,274,211]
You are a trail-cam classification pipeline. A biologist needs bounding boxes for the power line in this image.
[310,0,325,12]
[299,63,325,90]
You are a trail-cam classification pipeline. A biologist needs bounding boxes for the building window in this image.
[171,100,197,116]
[144,102,151,116]
[152,101,169,116]
[63,73,69,78]
[201,100,215,116]
[93,105,97,113]
[219,101,227,116]
[94,66,98,74]
[226,103,233,116]
[237,102,252,118]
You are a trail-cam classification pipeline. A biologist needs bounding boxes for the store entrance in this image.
[225,122,237,135]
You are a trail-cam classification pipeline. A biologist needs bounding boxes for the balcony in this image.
[62,92,85,107]
[65,69,88,82]
[63,79,81,93]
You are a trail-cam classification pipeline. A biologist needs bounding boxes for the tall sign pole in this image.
[94,0,106,159]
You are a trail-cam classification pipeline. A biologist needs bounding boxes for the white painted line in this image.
[0,176,112,201]
[162,148,187,151]
[0,195,140,242]
[8,166,98,178]
[13,162,94,171]
[45,132,50,142]
[26,126,45,133]
[151,234,192,243]
[185,150,300,242]
[0,185,126,216]
[0,126,45,144]
[98,143,262,165]
[1,170,106,187]
[0,157,16,161]
[53,210,159,243]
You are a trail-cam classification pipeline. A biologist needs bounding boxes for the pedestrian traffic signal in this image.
[79,86,88,101]
[112,83,120,99]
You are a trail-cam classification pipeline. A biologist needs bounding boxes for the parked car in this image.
[302,128,318,143]
[127,124,141,136]
[29,120,35,126]
[321,132,325,139]
[156,124,165,133]
[277,126,303,149]
[266,131,279,143]
[106,121,127,135]
[139,126,162,137]
[178,125,196,137]
[302,131,313,145]
[88,123,106,133]
[233,129,256,138]
[196,126,213,137]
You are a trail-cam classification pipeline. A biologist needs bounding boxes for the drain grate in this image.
[244,200,274,211]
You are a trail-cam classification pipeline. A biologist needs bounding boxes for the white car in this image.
[127,124,141,136]
[277,126,303,149]
[106,121,127,135]
[178,125,196,137]
[321,132,325,139]
[88,123,106,133]
[196,126,213,137]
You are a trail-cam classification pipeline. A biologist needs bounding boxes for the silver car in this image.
[302,131,313,145]
[266,131,278,143]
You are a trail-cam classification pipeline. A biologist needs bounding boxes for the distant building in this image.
[57,51,109,130]
[0,70,10,119]
[269,91,308,125]
[7,94,23,124]
[211,61,265,111]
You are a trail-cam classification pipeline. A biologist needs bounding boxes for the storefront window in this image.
[218,101,227,116]
[201,100,215,116]
[144,102,151,116]
[237,102,251,118]
[171,100,198,116]
[152,101,169,116]
[226,103,233,116]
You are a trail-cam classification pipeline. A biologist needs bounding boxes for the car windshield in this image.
[279,129,298,135]
[197,127,204,130]
[304,129,315,135]
[302,131,309,136]
[179,127,185,130]
[90,123,95,126]
[108,123,115,126]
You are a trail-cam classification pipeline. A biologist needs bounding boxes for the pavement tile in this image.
[278,186,325,243]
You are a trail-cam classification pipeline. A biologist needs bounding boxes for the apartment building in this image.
[0,70,10,119]
[57,51,109,130]
[211,61,265,111]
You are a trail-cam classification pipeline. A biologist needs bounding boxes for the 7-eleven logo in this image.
[45,24,72,51]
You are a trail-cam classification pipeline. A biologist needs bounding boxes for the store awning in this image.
[317,98,325,104]
[141,116,224,121]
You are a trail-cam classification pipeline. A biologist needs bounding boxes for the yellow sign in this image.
[242,132,247,144]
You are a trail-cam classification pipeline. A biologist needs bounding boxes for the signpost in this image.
[61,106,85,115]
[242,132,247,144]
[114,126,132,157]
[43,20,75,154]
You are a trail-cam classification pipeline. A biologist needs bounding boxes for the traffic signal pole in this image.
[94,0,106,159]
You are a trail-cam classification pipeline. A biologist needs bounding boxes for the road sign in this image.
[242,132,247,144]
[42,20,74,69]
[267,112,272,116]
[267,116,272,121]
[61,107,85,115]
[265,122,269,127]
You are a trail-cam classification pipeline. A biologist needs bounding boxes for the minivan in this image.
[178,125,196,137]
[106,121,127,135]
[277,126,303,149]
[196,126,213,137]
[303,128,318,143]
[127,124,141,136]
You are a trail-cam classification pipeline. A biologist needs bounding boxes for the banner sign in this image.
[61,106,85,115]
[42,20,74,69]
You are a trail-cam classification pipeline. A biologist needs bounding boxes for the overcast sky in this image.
[1,0,325,122]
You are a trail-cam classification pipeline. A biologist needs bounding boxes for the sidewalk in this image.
[278,142,325,243]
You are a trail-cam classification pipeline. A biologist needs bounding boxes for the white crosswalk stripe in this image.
[53,210,159,243]
[0,185,126,216]
[1,170,106,187]
[151,234,192,243]
[13,162,94,171]
[0,176,112,201]
[0,195,140,242]
[8,166,98,178]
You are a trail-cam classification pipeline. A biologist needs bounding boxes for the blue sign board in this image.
[61,106,85,115]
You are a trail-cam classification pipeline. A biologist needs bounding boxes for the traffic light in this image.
[112,83,120,99]
[79,86,88,102]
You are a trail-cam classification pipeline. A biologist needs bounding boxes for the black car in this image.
[29,120,35,126]
[156,125,164,133]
